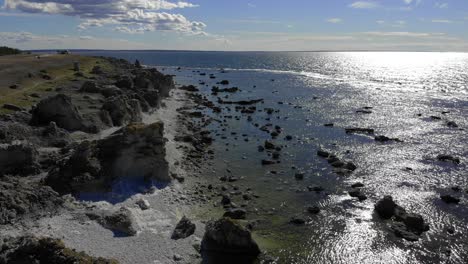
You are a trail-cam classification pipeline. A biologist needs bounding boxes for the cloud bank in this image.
[3,0,205,34]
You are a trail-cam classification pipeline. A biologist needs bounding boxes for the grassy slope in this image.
[0,54,114,114]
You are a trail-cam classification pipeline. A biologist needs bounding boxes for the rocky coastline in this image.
[0,55,262,263]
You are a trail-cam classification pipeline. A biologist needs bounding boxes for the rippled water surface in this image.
[78,51,468,263]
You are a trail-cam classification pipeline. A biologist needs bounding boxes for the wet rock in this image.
[436,154,460,164]
[295,173,304,180]
[172,216,196,240]
[0,176,63,225]
[30,94,89,132]
[324,123,334,127]
[307,185,324,192]
[447,121,458,128]
[307,206,320,214]
[201,218,260,257]
[317,149,331,158]
[375,196,398,219]
[218,98,264,105]
[220,80,229,85]
[440,194,460,204]
[289,216,306,225]
[345,128,375,134]
[223,209,247,220]
[375,135,401,142]
[351,182,365,188]
[264,140,275,150]
[348,189,367,201]
[180,85,199,92]
[45,122,169,194]
[0,141,40,176]
[261,160,275,165]
[0,236,118,263]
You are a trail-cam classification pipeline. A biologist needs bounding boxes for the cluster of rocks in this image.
[316,149,357,175]
[375,196,429,241]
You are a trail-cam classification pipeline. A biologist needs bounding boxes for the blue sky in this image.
[0,0,467,51]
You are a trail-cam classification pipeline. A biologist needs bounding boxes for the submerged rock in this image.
[436,154,460,164]
[440,194,460,204]
[0,236,118,264]
[172,216,196,240]
[201,218,260,258]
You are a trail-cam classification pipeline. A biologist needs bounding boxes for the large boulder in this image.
[30,94,89,132]
[87,207,137,236]
[0,176,63,225]
[171,216,196,240]
[201,218,260,261]
[0,141,40,176]
[45,122,170,194]
[0,236,118,264]
[102,96,142,126]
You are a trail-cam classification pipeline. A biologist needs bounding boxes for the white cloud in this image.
[4,0,205,35]
[376,20,385,24]
[327,18,342,23]
[247,3,256,8]
[435,2,449,9]
[349,1,379,9]
[360,31,446,38]
[431,19,453,23]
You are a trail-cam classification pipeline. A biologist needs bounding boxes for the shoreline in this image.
[0,54,215,263]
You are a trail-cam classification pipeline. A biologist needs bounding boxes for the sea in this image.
[76,50,468,264]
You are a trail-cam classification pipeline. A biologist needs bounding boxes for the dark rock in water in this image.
[317,149,331,158]
[375,196,397,219]
[80,81,100,93]
[218,98,264,105]
[440,194,460,204]
[307,185,324,192]
[285,135,293,140]
[324,123,334,127]
[2,104,23,112]
[0,236,118,263]
[102,96,142,126]
[289,216,306,225]
[223,209,247,220]
[375,196,429,241]
[436,154,460,164]
[430,115,441,120]
[345,128,375,134]
[351,182,365,188]
[307,206,320,214]
[201,218,260,259]
[261,160,275,165]
[221,194,231,205]
[447,121,458,128]
[179,85,199,92]
[295,173,304,180]
[0,176,63,225]
[264,140,275,150]
[220,80,230,85]
[348,190,367,201]
[45,122,170,194]
[172,216,196,240]
[0,141,40,176]
[30,94,90,132]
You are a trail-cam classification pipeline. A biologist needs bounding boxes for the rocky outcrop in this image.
[45,122,170,194]
[87,207,138,236]
[0,176,63,225]
[0,141,40,176]
[171,216,196,240]
[102,96,142,126]
[201,218,260,259]
[30,94,90,132]
[0,236,118,264]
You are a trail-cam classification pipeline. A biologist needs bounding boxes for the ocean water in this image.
[77,51,468,264]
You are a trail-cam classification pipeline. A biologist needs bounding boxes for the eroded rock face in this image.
[201,218,260,258]
[0,236,118,264]
[45,122,170,194]
[0,176,63,225]
[0,141,40,176]
[30,94,89,132]
[102,96,142,126]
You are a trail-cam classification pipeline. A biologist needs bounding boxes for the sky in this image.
[0,0,467,51]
